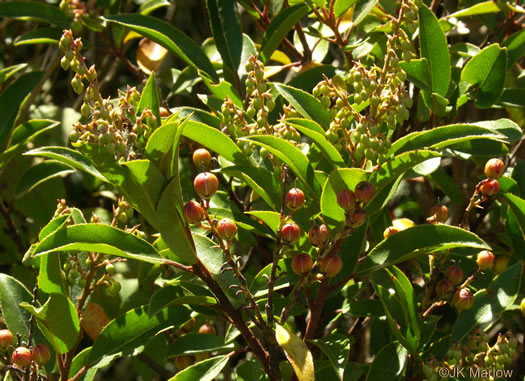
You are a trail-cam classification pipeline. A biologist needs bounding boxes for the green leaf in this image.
[356,225,490,276]
[104,14,218,82]
[419,4,450,97]
[502,29,525,68]
[38,253,66,296]
[476,118,522,144]
[389,124,508,156]
[352,0,379,26]
[460,44,507,108]
[0,71,44,148]
[24,146,108,182]
[15,161,74,198]
[138,72,161,125]
[88,305,191,366]
[145,121,179,173]
[447,1,505,18]
[321,168,369,224]
[148,286,217,317]
[286,119,345,167]
[259,3,309,63]
[172,107,221,128]
[241,135,322,197]
[0,2,71,28]
[21,293,79,354]
[0,63,27,85]
[206,0,242,73]
[366,342,407,381]
[156,178,198,264]
[168,355,229,381]
[399,58,431,91]
[453,263,522,341]
[428,168,464,205]
[274,83,331,129]
[498,88,525,108]
[39,214,70,241]
[138,0,170,15]
[501,193,525,239]
[311,334,350,381]
[276,323,315,381]
[182,120,247,164]
[168,334,235,356]
[0,274,33,342]
[14,27,62,46]
[245,210,281,234]
[33,223,166,265]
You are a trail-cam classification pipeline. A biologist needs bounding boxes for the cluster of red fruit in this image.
[291,181,374,278]
[0,329,51,368]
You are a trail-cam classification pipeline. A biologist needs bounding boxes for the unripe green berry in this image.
[217,218,237,241]
[493,255,510,274]
[105,263,115,275]
[291,253,313,275]
[60,56,70,70]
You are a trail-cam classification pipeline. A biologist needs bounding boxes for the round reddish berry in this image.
[308,224,330,247]
[198,324,216,335]
[337,189,356,211]
[479,179,500,196]
[383,226,400,239]
[445,265,464,285]
[281,223,300,244]
[0,329,14,349]
[31,344,51,365]
[349,207,366,227]
[286,188,305,211]
[319,255,343,277]
[431,204,449,223]
[292,254,313,275]
[193,172,219,199]
[193,148,212,169]
[355,181,375,202]
[174,356,193,371]
[12,347,32,368]
[435,279,453,297]
[493,255,510,274]
[476,250,495,270]
[183,201,204,224]
[217,218,237,241]
[452,288,474,311]
[484,158,505,179]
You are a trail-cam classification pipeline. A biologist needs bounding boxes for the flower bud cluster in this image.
[113,198,134,225]
[58,0,86,34]
[60,30,158,161]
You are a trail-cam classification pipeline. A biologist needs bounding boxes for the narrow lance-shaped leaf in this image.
[168,355,229,381]
[0,1,71,27]
[138,72,161,124]
[275,323,315,381]
[0,274,33,342]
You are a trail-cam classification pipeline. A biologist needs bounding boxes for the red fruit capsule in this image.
[12,347,32,368]
[435,279,453,297]
[281,223,301,244]
[320,255,343,277]
[484,158,504,179]
[337,189,356,211]
[193,172,219,199]
[286,188,305,211]
[0,329,14,349]
[308,224,330,247]
[350,207,366,227]
[292,254,313,275]
[198,324,216,335]
[479,179,500,196]
[217,218,237,240]
[183,201,204,224]
[355,181,375,202]
[193,148,212,169]
[476,250,495,270]
[445,265,464,285]
[452,288,474,311]
[32,344,51,365]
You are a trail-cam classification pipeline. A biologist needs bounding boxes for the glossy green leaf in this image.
[320,168,369,224]
[14,27,61,46]
[206,0,242,72]
[15,161,74,198]
[419,4,450,97]
[259,4,309,63]
[148,286,217,318]
[24,146,108,182]
[366,342,407,381]
[21,293,79,354]
[0,274,33,342]
[353,0,379,26]
[202,78,242,107]
[428,168,464,205]
[447,1,505,18]
[274,83,331,129]
[171,107,220,128]
[460,44,507,108]
[499,88,525,108]
[104,14,218,82]
[399,58,431,91]
[0,2,71,27]
[0,71,44,148]
[476,118,522,144]
[452,263,521,341]
[241,135,322,197]
[33,223,166,264]
[168,334,235,356]
[169,355,229,381]
[138,72,161,125]
[138,0,170,15]
[182,120,247,164]
[145,121,179,172]
[88,305,191,366]
[502,193,525,239]
[502,29,525,68]
[286,119,344,167]
[39,214,70,241]
[38,252,66,296]
[311,334,350,381]
[276,323,315,381]
[356,225,490,275]
[0,63,27,85]
[245,210,281,234]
